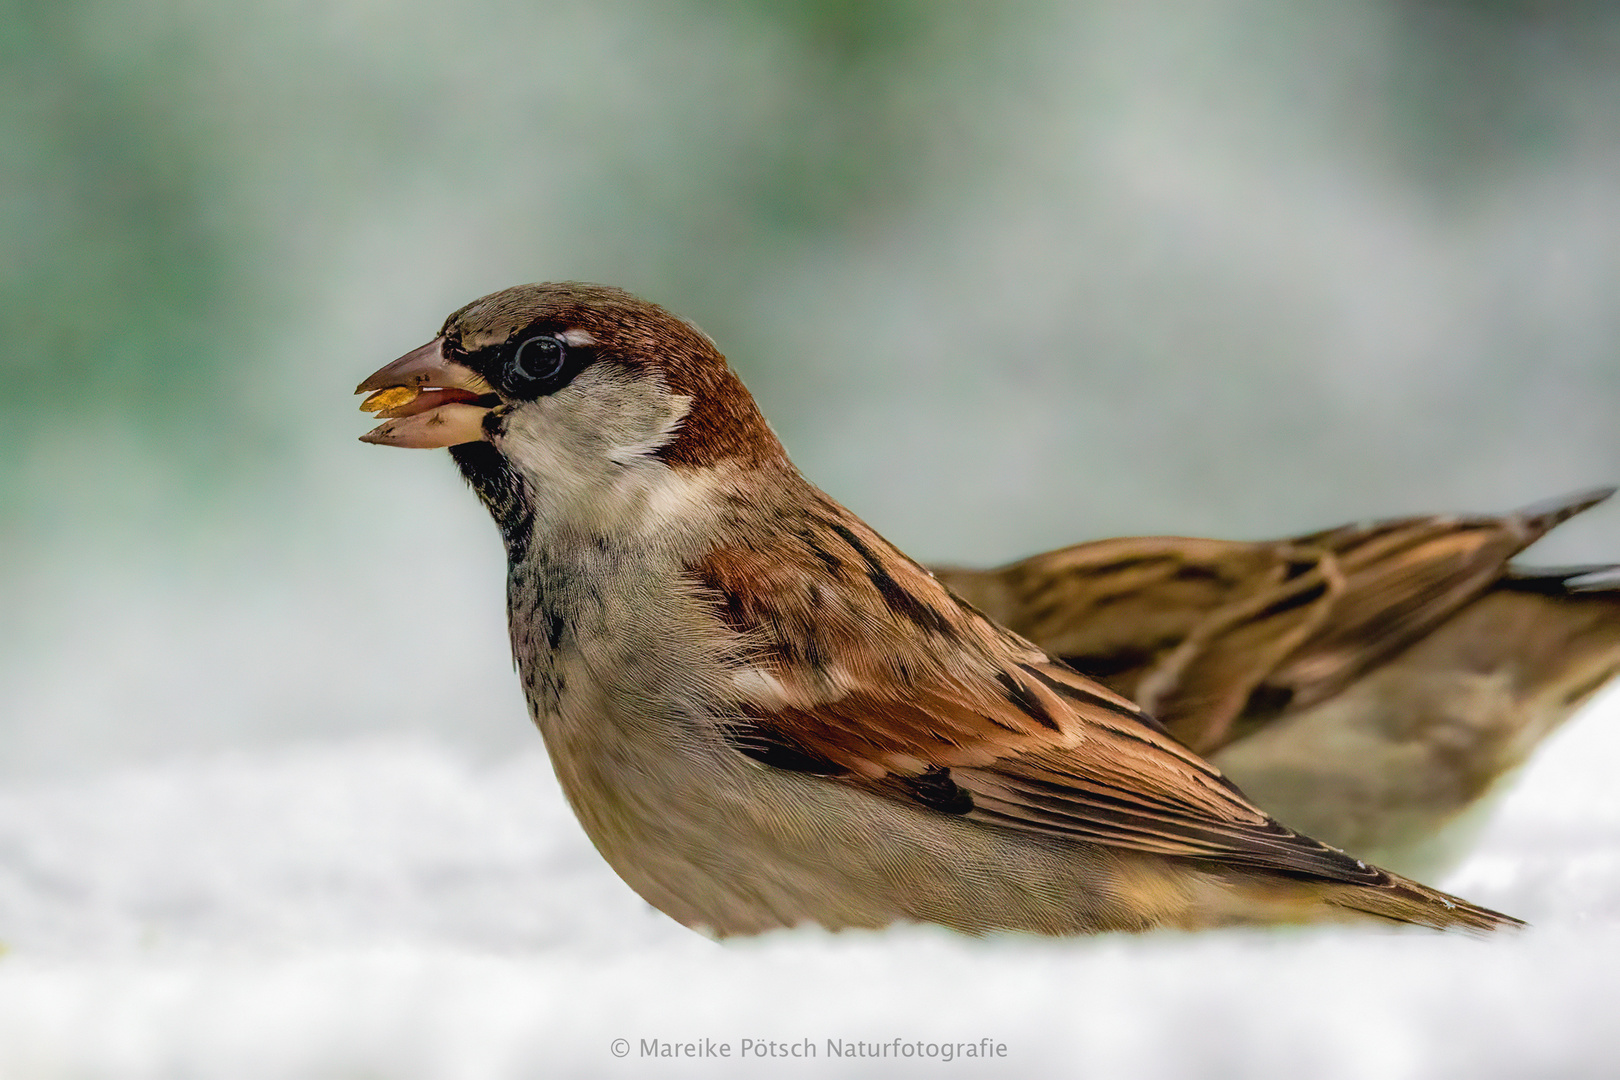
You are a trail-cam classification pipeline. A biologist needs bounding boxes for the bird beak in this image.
[355,337,498,448]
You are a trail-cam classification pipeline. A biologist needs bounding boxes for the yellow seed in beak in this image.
[360,386,420,413]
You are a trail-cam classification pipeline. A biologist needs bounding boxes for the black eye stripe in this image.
[495,331,591,399]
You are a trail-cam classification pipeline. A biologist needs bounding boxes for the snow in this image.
[1,690,1618,1079]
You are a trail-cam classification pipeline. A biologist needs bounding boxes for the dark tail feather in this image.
[1513,486,1616,538]
[1502,563,1620,596]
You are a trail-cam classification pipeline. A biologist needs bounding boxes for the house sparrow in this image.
[933,495,1620,878]
[356,282,1517,935]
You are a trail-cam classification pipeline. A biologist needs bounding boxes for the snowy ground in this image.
[1,689,1617,1079]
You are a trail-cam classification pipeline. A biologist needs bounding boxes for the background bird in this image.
[358,281,1519,937]
[934,492,1620,878]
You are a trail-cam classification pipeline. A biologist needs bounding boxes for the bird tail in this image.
[1206,855,1523,933]
[1315,872,1523,934]
[1502,562,1620,595]
[1512,485,1616,539]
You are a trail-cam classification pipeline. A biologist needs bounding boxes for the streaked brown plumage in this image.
[934,490,1620,876]
[358,281,1521,935]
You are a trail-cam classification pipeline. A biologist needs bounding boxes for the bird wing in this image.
[693,489,1387,886]
[934,486,1616,753]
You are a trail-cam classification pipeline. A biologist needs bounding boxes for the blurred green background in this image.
[3,0,1617,778]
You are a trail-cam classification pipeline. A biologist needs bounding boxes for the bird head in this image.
[356,282,788,548]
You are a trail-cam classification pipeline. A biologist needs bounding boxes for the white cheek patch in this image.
[493,372,727,543]
[607,393,691,465]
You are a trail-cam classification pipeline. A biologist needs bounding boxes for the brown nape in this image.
[652,358,787,470]
[441,281,789,470]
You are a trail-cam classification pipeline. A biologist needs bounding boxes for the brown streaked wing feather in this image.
[936,536,1350,754]
[934,535,1289,697]
[1129,543,1345,751]
[1261,488,1615,714]
[933,487,1617,755]
[697,493,1396,889]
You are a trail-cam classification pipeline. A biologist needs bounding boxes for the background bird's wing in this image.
[935,486,1616,753]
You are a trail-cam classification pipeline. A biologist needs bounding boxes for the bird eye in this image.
[505,334,567,395]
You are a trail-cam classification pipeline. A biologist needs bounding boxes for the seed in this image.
[360,386,420,413]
